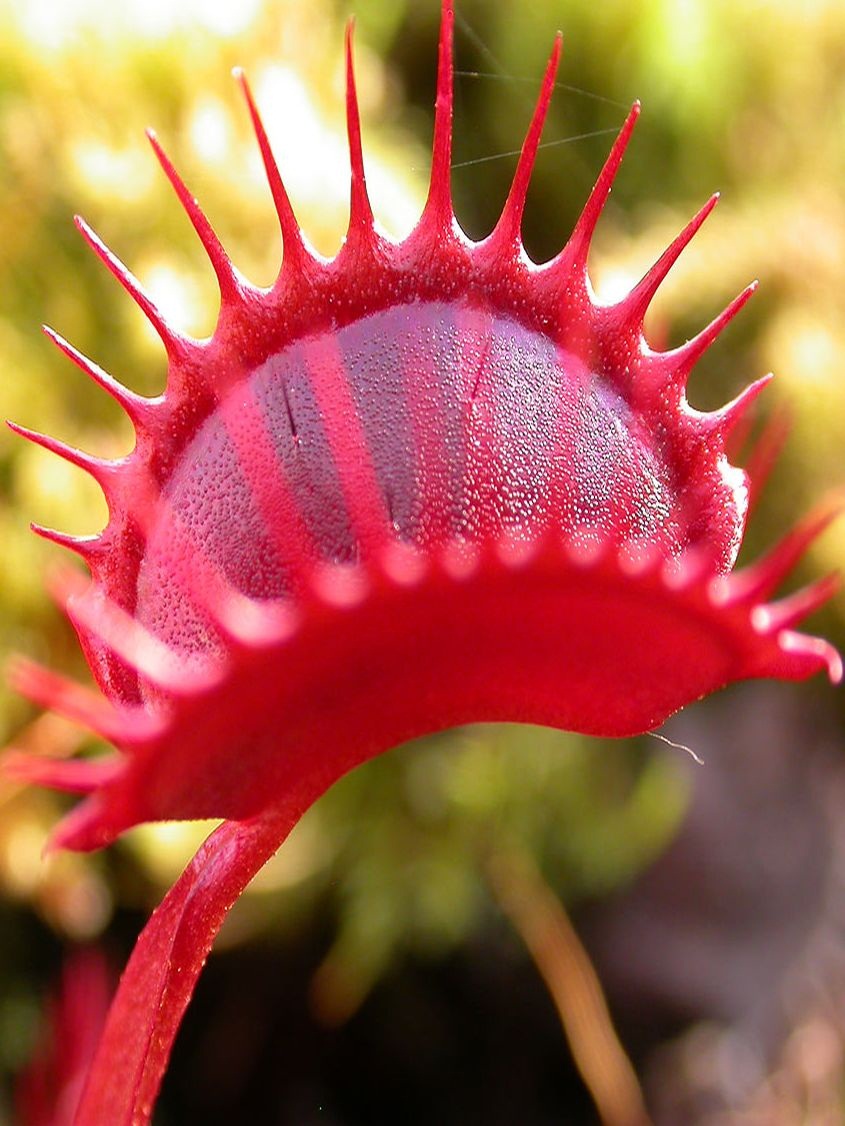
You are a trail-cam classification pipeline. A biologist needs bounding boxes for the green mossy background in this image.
[1,1,843,1121]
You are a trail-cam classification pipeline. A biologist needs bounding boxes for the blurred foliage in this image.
[1,0,844,1120]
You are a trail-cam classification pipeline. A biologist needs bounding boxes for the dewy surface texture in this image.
[5,1,841,1123]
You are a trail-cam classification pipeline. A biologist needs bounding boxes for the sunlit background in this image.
[1,0,845,1122]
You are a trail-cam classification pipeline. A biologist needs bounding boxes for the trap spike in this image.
[622,193,719,322]
[753,572,841,635]
[744,405,791,516]
[234,67,306,268]
[206,589,300,651]
[668,280,758,377]
[494,33,563,248]
[46,796,115,855]
[727,496,844,604]
[54,571,223,696]
[422,0,456,229]
[344,20,374,235]
[702,374,773,443]
[42,325,152,425]
[8,656,165,751]
[146,129,240,301]
[74,216,190,358]
[31,523,102,563]
[3,751,122,795]
[777,631,843,685]
[7,656,136,744]
[7,421,118,490]
[563,101,640,270]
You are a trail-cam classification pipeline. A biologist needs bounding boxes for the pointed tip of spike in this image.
[73,215,190,358]
[754,571,842,635]
[779,630,844,686]
[622,192,720,323]
[344,16,374,236]
[745,403,792,515]
[493,32,563,248]
[562,101,641,272]
[729,493,845,604]
[41,323,152,427]
[7,420,116,489]
[705,372,774,443]
[667,280,759,379]
[31,522,100,563]
[46,796,115,855]
[8,653,165,748]
[422,0,456,230]
[7,656,107,737]
[234,68,307,269]
[3,750,120,796]
[144,129,239,301]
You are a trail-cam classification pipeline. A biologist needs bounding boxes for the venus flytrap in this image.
[5,2,840,1122]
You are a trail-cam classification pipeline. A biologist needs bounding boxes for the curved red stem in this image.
[73,808,302,1126]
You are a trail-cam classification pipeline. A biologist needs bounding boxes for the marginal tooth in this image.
[493,33,562,248]
[617,539,662,576]
[210,589,300,650]
[564,529,611,567]
[725,497,844,604]
[234,67,307,269]
[422,0,456,229]
[664,280,758,382]
[146,129,240,301]
[3,751,122,795]
[344,19,374,235]
[31,523,103,564]
[743,404,791,516]
[74,215,190,359]
[42,325,153,427]
[46,796,115,855]
[700,374,773,444]
[7,421,119,491]
[622,193,719,323]
[560,101,640,272]
[778,631,843,685]
[751,572,841,634]
[310,561,370,609]
[378,541,429,588]
[662,547,713,591]
[495,530,542,570]
[7,657,162,747]
[439,539,481,582]
[53,572,223,697]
